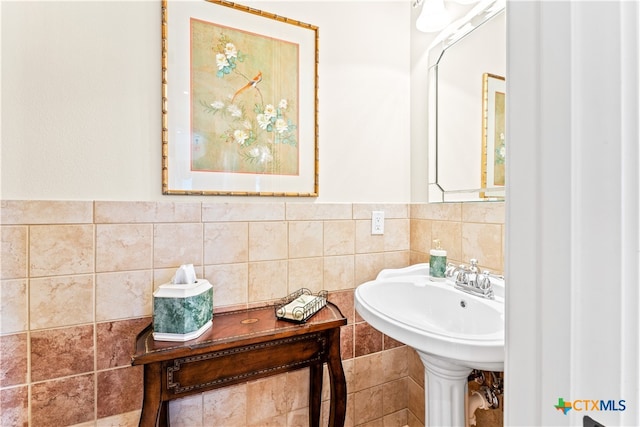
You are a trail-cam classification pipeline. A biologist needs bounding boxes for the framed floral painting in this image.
[480,73,506,199]
[162,0,319,196]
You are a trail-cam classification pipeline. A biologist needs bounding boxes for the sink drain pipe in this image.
[466,386,498,426]
[466,370,502,427]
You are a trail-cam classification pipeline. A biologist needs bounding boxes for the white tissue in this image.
[172,264,197,284]
[277,294,317,320]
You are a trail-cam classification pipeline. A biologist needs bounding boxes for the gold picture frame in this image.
[480,73,506,199]
[162,0,319,196]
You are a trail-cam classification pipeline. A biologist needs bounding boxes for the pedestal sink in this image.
[354,263,504,426]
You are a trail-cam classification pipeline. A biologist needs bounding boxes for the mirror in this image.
[427,0,506,202]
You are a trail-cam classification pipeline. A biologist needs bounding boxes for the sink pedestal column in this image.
[418,352,472,427]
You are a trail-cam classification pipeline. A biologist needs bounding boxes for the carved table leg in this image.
[309,363,323,427]
[139,363,166,427]
[326,328,346,427]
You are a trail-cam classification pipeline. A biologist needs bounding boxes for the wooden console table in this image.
[131,302,347,427]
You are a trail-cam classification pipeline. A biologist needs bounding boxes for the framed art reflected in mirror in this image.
[481,73,506,199]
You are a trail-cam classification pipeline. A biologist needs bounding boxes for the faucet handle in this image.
[445,263,457,278]
[449,264,467,283]
[477,270,492,290]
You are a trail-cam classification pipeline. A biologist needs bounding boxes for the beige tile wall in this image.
[0,200,504,427]
[409,202,505,273]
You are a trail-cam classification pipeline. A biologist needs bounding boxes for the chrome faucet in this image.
[445,259,495,299]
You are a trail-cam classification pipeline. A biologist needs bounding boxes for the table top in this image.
[132,302,346,365]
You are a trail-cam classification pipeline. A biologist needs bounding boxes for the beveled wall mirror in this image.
[427,0,506,202]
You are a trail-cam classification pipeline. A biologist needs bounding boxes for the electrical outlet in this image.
[371,211,385,235]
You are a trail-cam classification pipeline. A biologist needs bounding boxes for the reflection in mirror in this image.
[427,0,505,202]
[480,73,505,199]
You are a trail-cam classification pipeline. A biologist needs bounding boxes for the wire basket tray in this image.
[275,288,328,323]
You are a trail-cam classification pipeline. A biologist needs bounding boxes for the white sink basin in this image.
[355,263,504,371]
[354,263,505,426]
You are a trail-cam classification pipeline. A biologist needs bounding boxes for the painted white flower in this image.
[263,104,276,120]
[278,99,288,110]
[498,145,506,159]
[262,146,273,162]
[210,101,225,110]
[233,129,249,145]
[500,132,505,141]
[227,104,242,117]
[243,120,252,130]
[215,53,229,70]
[224,43,237,59]
[257,113,270,130]
[250,146,273,163]
[275,118,288,134]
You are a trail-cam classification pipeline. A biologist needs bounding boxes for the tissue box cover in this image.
[153,279,213,342]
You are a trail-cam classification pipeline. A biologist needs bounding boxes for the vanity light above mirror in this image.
[413,0,488,34]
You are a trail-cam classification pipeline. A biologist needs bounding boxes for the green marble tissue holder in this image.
[152,279,213,342]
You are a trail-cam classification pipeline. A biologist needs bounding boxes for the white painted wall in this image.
[0,1,410,203]
[506,1,640,426]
